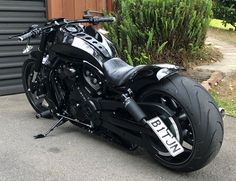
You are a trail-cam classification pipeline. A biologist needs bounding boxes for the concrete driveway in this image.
[0,94,235,181]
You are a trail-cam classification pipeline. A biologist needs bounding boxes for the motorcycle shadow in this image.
[34,118,211,176]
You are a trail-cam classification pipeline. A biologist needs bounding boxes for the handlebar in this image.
[67,16,116,25]
[14,16,115,41]
[92,16,116,24]
[18,31,35,41]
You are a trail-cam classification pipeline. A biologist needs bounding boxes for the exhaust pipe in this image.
[219,107,225,118]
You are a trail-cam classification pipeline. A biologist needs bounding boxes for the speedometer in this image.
[64,25,79,33]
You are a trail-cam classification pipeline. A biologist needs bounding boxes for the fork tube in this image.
[34,33,48,72]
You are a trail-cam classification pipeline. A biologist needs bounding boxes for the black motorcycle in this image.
[11,13,224,172]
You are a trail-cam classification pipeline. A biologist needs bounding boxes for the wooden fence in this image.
[48,0,108,19]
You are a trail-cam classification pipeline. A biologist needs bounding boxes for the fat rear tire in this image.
[139,74,224,172]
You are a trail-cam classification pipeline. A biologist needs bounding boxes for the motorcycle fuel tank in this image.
[52,25,117,65]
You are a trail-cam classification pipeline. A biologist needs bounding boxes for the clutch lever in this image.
[8,33,24,39]
[9,24,39,39]
[22,38,33,54]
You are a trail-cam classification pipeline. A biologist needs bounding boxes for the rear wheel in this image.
[22,59,51,117]
[138,74,224,172]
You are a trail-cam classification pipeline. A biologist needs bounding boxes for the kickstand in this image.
[34,117,67,139]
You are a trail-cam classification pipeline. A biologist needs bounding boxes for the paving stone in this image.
[196,36,236,75]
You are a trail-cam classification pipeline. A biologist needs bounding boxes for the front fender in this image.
[30,51,43,61]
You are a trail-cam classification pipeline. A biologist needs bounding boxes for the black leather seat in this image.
[103,58,144,86]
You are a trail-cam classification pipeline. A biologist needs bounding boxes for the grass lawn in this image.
[210,72,236,118]
[207,23,236,117]
[211,92,236,117]
[210,19,235,31]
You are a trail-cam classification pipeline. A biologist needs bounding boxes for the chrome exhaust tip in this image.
[219,107,225,118]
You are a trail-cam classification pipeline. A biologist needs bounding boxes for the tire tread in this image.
[141,74,224,172]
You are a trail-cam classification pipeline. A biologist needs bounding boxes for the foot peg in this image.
[36,110,52,119]
[34,117,67,139]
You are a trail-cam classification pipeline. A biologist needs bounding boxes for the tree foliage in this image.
[213,0,236,30]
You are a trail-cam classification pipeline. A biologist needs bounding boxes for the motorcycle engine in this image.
[56,62,103,127]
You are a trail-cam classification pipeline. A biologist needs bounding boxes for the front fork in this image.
[31,33,48,86]
[30,33,49,96]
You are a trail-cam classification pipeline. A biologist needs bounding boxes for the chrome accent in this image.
[69,68,76,73]
[72,37,95,55]
[111,17,116,22]
[42,55,49,65]
[219,107,225,118]
[19,37,24,41]
[32,71,38,82]
[169,117,180,141]
[36,94,46,100]
[156,68,171,80]
[22,45,33,54]
[155,64,180,69]
[83,60,104,76]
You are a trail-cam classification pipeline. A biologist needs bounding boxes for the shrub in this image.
[105,0,212,66]
[213,0,236,30]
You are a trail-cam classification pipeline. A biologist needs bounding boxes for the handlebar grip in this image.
[93,17,116,24]
[18,31,34,41]
[98,17,116,23]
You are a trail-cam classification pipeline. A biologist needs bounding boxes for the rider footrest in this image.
[36,110,52,119]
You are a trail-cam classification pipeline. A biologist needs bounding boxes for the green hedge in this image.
[105,0,212,66]
[213,0,236,30]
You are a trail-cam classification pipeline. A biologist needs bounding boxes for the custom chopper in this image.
[10,12,224,172]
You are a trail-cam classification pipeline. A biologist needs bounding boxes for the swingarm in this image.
[95,91,185,157]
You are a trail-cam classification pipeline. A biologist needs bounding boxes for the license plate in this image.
[147,116,184,157]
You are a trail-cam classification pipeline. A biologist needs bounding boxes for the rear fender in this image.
[129,64,184,93]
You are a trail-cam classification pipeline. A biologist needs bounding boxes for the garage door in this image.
[0,0,47,96]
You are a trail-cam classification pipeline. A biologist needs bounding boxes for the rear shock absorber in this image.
[121,91,185,157]
[121,90,147,123]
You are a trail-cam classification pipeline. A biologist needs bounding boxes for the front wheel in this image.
[138,75,224,172]
[22,59,51,117]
